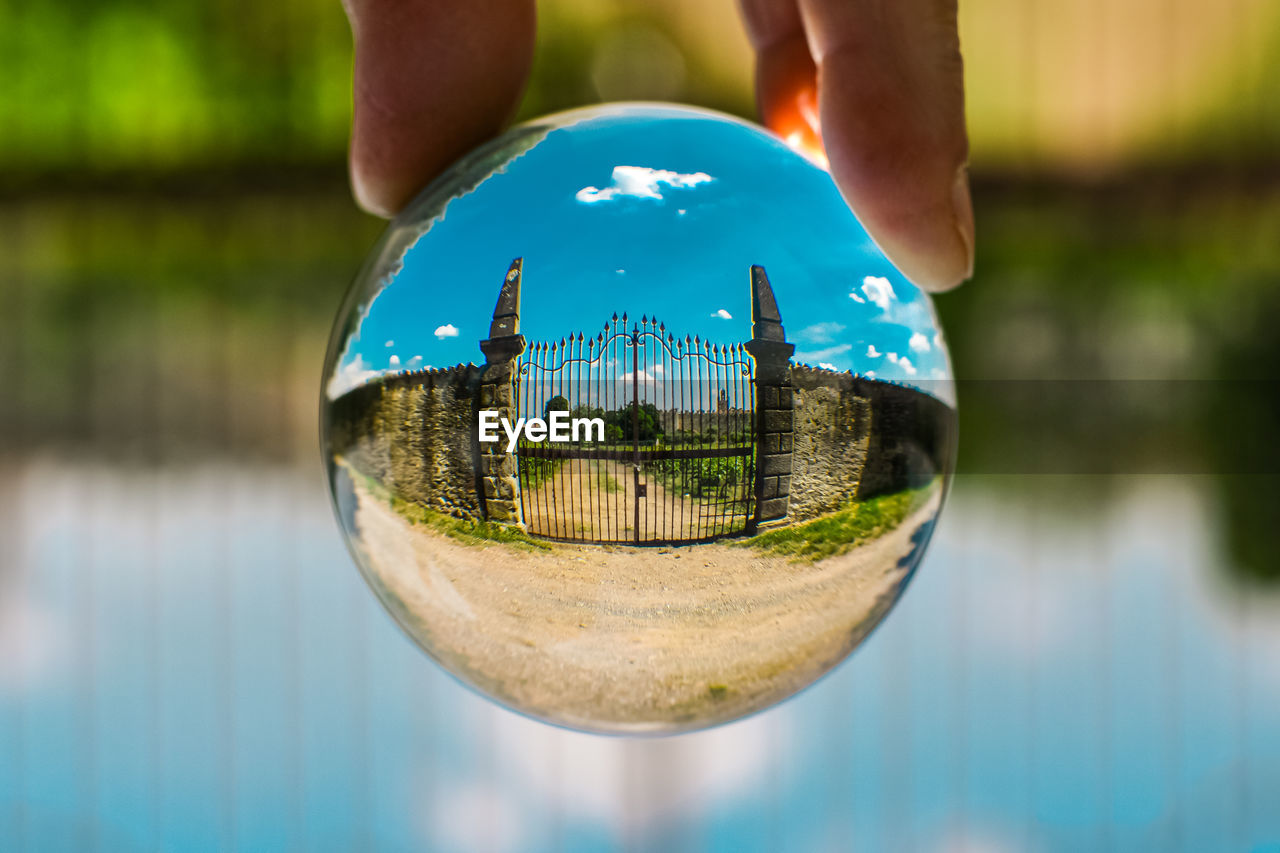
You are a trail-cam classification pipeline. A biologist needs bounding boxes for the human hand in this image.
[343,0,972,292]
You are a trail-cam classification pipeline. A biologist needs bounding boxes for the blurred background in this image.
[2,0,1278,850]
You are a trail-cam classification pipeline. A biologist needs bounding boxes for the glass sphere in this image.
[322,104,956,733]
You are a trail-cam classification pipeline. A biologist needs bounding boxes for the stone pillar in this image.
[477,258,526,526]
[744,265,795,530]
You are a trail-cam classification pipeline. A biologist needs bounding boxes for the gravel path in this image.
[521,458,749,543]
[353,475,940,732]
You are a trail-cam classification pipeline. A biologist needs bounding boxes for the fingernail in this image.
[951,165,975,281]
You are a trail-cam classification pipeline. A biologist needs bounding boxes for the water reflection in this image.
[2,459,1278,850]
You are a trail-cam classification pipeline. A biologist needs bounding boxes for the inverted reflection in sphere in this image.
[323,104,956,733]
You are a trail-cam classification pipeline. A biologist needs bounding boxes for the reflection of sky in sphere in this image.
[330,105,950,399]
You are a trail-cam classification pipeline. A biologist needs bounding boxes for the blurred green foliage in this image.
[0,0,353,173]
[0,0,756,179]
[740,482,936,562]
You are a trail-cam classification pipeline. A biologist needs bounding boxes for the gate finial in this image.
[487,258,523,339]
[750,265,787,343]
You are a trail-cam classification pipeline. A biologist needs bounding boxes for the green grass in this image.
[594,464,621,494]
[341,459,552,551]
[389,496,553,551]
[519,457,564,490]
[737,483,936,562]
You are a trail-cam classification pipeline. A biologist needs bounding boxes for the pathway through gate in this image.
[516,314,756,544]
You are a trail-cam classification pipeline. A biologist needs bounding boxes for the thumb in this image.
[344,0,536,218]
[744,0,973,292]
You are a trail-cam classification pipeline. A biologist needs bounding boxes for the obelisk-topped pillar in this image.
[478,258,526,526]
[744,265,795,530]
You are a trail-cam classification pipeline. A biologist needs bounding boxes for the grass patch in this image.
[340,458,552,551]
[389,496,553,551]
[737,482,937,562]
[519,457,564,490]
[594,464,621,494]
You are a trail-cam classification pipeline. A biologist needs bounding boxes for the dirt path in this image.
[522,458,749,543]
[351,474,940,732]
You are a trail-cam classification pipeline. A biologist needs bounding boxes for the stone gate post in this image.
[744,265,795,531]
[477,258,526,526]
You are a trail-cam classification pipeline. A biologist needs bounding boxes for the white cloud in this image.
[713,308,732,320]
[885,352,918,374]
[454,693,789,834]
[926,823,1029,853]
[576,166,713,204]
[865,370,876,378]
[0,594,64,691]
[794,343,852,365]
[677,208,687,215]
[429,783,525,853]
[384,339,394,347]
[909,332,932,353]
[860,275,896,310]
[389,354,400,367]
[849,292,866,304]
[799,321,846,343]
[408,355,424,368]
[325,354,381,398]
[933,332,944,350]
[867,345,881,358]
[818,362,839,371]
[434,323,459,339]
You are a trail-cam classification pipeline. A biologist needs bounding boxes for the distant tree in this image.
[544,395,570,421]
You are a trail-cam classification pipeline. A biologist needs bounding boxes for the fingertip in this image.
[755,34,825,160]
[947,165,976,287]
[349,153,399,219]
[859,196,974,294]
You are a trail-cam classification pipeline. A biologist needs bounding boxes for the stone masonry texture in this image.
[790,365,957,520]
[327,364,484,520]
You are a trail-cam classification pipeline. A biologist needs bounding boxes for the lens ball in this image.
[323,104,956,733]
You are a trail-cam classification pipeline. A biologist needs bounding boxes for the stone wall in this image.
[326,364,484,520]
[789,365,957,520]
[849,376,957,500]
[475,346,524,524]
[790,366,871,520]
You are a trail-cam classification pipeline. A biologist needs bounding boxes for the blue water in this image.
[2,460,1278,851]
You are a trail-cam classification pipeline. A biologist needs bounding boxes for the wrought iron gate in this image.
[515,314,756,544]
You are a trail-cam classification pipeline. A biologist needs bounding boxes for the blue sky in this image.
[327,105,951,400]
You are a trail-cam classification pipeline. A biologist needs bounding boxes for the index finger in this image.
[344,0,536,217]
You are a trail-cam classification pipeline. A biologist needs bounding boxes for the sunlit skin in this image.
[771,82,830,169]
[751,32,828,166]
